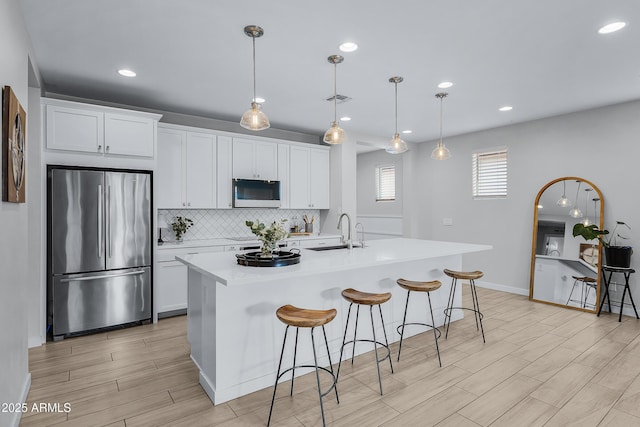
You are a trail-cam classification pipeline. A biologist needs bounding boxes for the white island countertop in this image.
[176,238,492,287]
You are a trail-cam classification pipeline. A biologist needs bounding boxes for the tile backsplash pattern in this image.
[158,209,321,242]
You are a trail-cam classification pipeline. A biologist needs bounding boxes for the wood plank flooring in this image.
[22,287,640,426]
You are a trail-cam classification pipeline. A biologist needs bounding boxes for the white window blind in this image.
[472,149,508,198]
[375,165,395,201]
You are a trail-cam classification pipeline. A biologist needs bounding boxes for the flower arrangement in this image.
[171,216,193,241]
[246,219,288,256]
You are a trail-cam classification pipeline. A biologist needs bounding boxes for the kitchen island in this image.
[176,238,491,405]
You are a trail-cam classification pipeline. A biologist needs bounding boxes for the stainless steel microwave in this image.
[233,179,281,208]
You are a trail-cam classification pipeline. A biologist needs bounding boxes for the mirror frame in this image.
[528,176,605,312]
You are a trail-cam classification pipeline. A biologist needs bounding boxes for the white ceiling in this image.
[19,1,640,152]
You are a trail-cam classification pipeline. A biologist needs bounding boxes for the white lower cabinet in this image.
[157,261,188,314]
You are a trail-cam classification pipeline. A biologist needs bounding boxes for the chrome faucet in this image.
[355,222,365,248]
[337,213,352,249]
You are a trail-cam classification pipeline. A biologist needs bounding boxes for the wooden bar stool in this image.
[396,279,442,367]
[337,288,394,395]
[566,276,597,308]
[268,305,339,427]
[443,269,485,343]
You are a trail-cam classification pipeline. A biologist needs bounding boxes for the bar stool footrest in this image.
[396,322,442,340]
[341,339,392,364]
[444,306,484,319]
[275,365,337,398]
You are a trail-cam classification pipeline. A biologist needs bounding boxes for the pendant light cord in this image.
[439,96,444,144]
[394,82,398,134]
[573,181,581,205]
[333,63,337,123]
[252,36,257,103]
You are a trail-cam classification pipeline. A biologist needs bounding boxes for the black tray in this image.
[236,249,301,267]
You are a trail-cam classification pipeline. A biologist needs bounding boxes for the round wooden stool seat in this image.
[396,278,442,293]
[443,269,484,280]
[341,288,392,305]
[276,305,337,328]
[572,276,597,283]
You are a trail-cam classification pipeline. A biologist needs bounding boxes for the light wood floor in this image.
[22,287,640,427]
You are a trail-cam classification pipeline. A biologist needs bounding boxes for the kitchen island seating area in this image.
[444,269,487,343]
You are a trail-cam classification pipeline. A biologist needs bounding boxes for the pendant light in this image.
[386,76,408,154]
[569,181,583,218]
[431,92,452,160]
[323,55,346,145]
[240,25,270,131]
[556,180,573,207]
[581,189,593,226]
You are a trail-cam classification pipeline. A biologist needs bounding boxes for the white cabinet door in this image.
[157,261,188,313]
[277,144,290,209]
[232,138,255,179]
[157,128,186,208]
[309,148,330,209]
[46,105,104,153]
[254,141,278,180]
[232,138,278,180]
[104,113,155,157]
[289,146,311,208]
[185,132,216,208]
[217,136,233,209]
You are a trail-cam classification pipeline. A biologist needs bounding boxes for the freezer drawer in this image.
[52,267,151,336]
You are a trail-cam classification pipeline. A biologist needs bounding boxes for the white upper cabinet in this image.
[277,144,290,209]
[289,145,330,209]
[216,136,233,209]
[43,98,161,157]
[157,126,217,209]
[104,113,155,157]
[232,138,277,180]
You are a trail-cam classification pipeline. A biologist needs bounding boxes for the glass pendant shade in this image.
[386,76,408,154]
[432,93,451,160]
[569,207,583,218]
[240,102,270,131]
[323,55,346,145]
[240,25,269,131]
[323,121,345,144]
[556,181,572,207]
[431,141,451,160]
[386,133,408,154]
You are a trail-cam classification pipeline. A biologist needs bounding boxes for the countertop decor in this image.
[246,219,288,256]
[171,216,193,241]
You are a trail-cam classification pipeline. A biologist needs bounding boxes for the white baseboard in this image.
[476,280,530,296]
[9,373,31,427]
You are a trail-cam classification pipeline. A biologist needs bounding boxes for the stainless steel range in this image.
[48,166,152,340]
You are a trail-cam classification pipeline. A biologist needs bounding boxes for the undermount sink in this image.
[306,243,362,251]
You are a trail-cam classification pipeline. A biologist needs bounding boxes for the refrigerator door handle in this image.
[59,270,145,283]
[98,184,103,258]
[107,184,112,258]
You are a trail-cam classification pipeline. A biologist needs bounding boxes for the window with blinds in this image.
[375,165,396,201]
[472,148,508,198]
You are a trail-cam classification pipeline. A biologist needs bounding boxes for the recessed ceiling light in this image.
[401,130,412,134]
[340,116,351,121]
[499,106,513,112]
[253,97,265,103]
[438,81,453,89]
[339,42,358,52]
[598,22,626,34]
[538,204,544,209]
[117,69,136,77]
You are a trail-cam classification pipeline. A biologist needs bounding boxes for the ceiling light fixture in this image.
[340,116,351,121]
[386,77,408,154]
[431,92,452,160]
[240,25,270,131]
[402,130,412,134]
[339,42,358,52]
[499,106,513,112]
[117,69,136,77]
[598,22,626,34]
[438,81,453,89]
[253,97,265,103]
[582,189,594,226]
[323,55,346,145]
[556,180,573,207]
[569,181,584,218]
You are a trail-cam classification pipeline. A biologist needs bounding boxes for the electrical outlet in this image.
[443,218,453,226]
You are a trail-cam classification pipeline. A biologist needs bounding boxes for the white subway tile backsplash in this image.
[158,209,321,242]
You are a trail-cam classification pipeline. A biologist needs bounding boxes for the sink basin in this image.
[306,243,362,251]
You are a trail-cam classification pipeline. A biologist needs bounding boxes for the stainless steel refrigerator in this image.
[48,166,152,339]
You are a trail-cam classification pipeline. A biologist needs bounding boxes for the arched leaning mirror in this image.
[529,177,604,312]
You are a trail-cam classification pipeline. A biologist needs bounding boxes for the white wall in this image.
[411,100,640,299]
[0,0,39,425]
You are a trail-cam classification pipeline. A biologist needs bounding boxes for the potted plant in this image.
[246,219,288,257]
[572,221,632,268]
[171,216,193,241]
